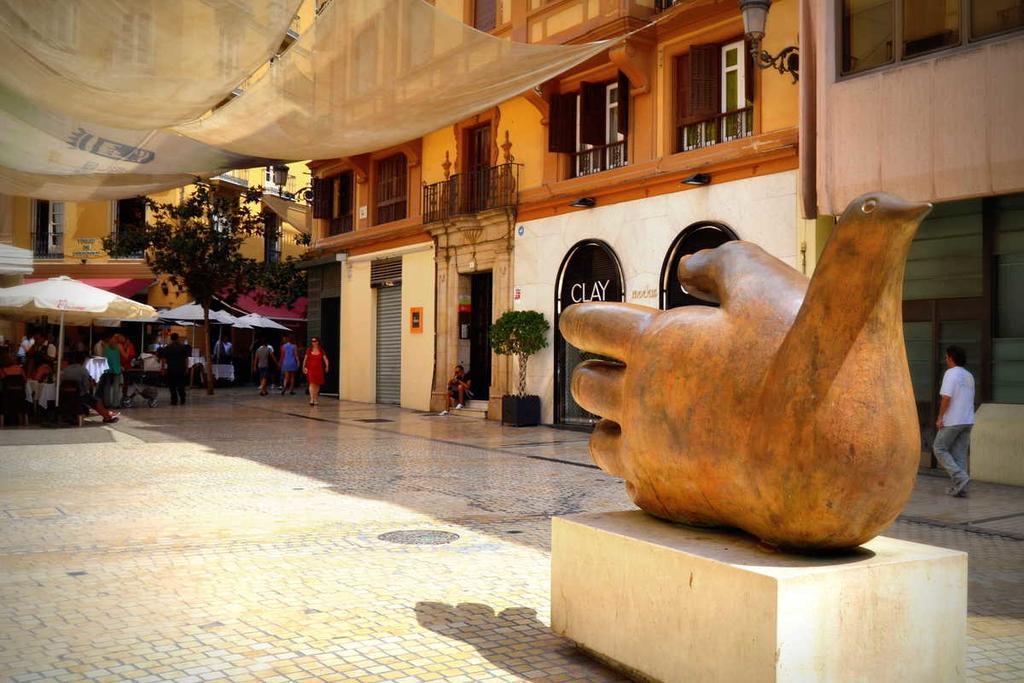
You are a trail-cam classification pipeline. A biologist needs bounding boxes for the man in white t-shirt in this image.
[933,345,975,497]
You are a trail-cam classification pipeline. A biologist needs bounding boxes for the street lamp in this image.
[271,164,290,186]
[739,0,799,83]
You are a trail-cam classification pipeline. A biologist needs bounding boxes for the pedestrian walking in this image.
[279,334,299,395]
[933,345,975,497]
[158,332,190,406]
[101,333,123,408]
[302,337,328,406]
[252,339,277,396]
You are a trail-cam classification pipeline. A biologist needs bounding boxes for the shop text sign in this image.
[73,237,102,259]
[569,279,610,303]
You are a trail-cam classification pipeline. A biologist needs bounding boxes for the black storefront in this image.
[554,239,625,427]
[660,221,738,309]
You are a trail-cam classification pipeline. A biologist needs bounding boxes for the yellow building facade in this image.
[302,0,815,420]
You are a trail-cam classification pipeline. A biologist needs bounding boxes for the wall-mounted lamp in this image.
[682,173,712,186]
[271,163,290,186]
[739,0,799,83]
[569,197,597,208]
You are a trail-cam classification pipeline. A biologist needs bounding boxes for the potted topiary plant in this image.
[489,310,549,427]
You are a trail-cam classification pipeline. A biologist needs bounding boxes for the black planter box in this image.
[502,394,541,427]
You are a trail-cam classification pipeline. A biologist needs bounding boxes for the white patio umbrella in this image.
[159,301,238,325]
[234,313,290,331]
[0,276,156,405]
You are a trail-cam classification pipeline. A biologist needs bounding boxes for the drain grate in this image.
[377,530,460,545]
[356,418,395,423]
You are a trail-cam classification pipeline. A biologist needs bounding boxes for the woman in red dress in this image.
[302,337,328,406]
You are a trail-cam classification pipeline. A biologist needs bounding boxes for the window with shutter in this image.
[474,0,497,32]
[548,92,577,153]
[374,154,408,225]
[571,81,627,178]
[579,82,606,146]
[328,172,354,236]
[689,44,720,119]
[312,177,329,219]
[675,40,754,153]
[617,71,630,137]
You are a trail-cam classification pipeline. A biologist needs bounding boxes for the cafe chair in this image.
[0,375,29,428]
[58,381,85,428]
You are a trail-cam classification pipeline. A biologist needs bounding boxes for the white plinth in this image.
[552,511,966,683]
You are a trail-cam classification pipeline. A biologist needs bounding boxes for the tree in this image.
[488,310,549,397]
[103,179,306,394]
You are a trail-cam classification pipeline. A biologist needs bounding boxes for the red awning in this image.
[222,290,307,321]
[26,277,152,298]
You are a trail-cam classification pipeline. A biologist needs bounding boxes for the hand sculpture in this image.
[560,193,931,550]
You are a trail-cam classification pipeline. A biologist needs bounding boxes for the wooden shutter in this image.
[339,172,353,218]
[311,177,329,219]
[547,92,577,153]
[689,44,720,120]
[579,81,606,146]
[674,53,691,125]
[474,0,496,32]
[617,71,630,136]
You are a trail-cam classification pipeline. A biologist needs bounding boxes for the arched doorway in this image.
[554,240,625,427]
[660,222,739,309]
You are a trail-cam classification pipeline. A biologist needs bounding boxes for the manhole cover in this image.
[377,530,460,545]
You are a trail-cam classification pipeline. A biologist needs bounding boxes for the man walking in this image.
[252,338,277,396]
[934,345,975,497]
[159,332,190,406]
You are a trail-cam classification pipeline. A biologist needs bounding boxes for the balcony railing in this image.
[677,107,754,153]
[570,140,627,179]
[213,169,249,187]
[33,231,63,259]
[423,163,521,224]
[654,0,681,10]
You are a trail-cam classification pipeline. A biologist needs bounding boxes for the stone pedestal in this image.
[972,403,1024,486]
[551,511,966,683]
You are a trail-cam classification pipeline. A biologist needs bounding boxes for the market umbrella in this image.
[159,301,238,325]
[234,313,290,331]
[0,276,156,405]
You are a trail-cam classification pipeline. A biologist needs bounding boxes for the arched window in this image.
[554,240,625,427]
[660,222,738,309]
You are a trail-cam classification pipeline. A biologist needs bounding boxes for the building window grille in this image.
[33,200,64,259]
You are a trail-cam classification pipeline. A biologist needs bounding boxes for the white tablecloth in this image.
[25,381,56,407]
[84,356,109,384]
[212,364,235,381]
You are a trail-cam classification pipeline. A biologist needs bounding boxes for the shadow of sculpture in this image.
[560,193,933,550]
[414,601,627,682]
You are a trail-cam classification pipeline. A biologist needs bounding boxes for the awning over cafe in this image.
[26,277,152,299]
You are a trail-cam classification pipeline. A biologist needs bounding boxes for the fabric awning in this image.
[26,277,152,299]
[262,194,310,233]
[0,242,33,275]
[219,291,307,321]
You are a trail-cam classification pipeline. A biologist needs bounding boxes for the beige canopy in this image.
[0,0,614,200]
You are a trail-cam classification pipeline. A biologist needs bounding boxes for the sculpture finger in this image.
[570,360,625,422]
[590,419,626,477]
[678,241,808,310]
[559,302,658,362]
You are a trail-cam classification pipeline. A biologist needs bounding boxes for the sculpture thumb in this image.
[748,192,932,548]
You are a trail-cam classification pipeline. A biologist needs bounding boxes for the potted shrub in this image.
[489,310,549,427]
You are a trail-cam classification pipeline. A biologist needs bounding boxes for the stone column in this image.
[488,246,512,419]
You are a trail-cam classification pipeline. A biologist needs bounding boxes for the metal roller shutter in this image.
[375,285,402,405]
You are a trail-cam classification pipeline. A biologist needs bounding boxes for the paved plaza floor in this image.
[1,389,1022,682]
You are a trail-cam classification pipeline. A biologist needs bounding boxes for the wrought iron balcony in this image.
[676,107,754,154]
[570,140,627,179]
[422,163,521,225]
[33,231,63,259]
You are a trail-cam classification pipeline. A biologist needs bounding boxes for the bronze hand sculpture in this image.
[560,193,931,550]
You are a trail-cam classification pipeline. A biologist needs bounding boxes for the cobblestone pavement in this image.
[1,389,1022,682]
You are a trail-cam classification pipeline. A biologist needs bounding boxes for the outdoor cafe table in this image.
[84,356,109,384]
[25,380,57,408]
